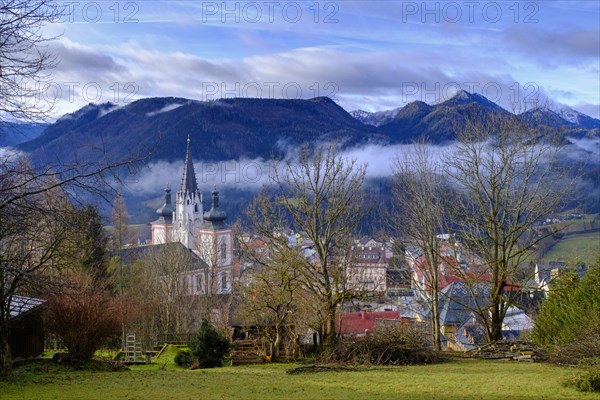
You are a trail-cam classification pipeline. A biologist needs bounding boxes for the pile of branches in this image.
[466,341,545,362]
[321,323,439,366]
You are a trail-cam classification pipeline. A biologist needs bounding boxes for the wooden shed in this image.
[9,295,46,361]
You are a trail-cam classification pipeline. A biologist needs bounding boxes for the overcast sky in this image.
[43,1,599,118]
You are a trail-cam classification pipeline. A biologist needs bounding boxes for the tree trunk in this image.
[0,324,12,377]
[490,301,503,342]
[432,295,442,351]
[323,303,338,348]
[273,327,281,359]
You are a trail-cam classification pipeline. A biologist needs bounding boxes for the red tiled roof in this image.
[336,311,401,335]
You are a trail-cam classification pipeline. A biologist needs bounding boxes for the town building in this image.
[346,237,392,292]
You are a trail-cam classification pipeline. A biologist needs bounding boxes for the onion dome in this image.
[203,185,226,226]
[156,187,174,223]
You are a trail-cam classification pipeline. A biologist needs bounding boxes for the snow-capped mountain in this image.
[552,104,600,130]
[349,107,402,127]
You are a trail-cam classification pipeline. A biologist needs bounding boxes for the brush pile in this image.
[466,341,544,362]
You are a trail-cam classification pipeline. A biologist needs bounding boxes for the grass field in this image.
[1,358,597,400]
[543,232,600,266]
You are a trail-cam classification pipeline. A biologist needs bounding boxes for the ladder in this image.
[125,333,143,362]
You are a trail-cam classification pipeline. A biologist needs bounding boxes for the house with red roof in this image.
[336,311,414,337]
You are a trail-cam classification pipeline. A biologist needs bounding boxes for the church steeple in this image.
[180,135,199,196]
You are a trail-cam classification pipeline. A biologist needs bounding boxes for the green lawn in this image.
[1,359,597,400]
[543,232,600,266]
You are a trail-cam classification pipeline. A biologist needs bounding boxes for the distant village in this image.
[11,137,589,363]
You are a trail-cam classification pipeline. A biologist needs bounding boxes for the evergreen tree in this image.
[533,257,600,346]
[190,319,230,368]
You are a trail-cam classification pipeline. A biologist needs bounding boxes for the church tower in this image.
[150,136,236,294]
[150,186,174,244]
[198,186,233,294]
[172,135,204,251]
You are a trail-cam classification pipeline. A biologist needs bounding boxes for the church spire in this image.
[180,134,199,196]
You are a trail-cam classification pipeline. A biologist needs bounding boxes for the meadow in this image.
[543,232,600,266]
[2,358,598,400]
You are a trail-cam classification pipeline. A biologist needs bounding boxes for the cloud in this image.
[572,102,600,119]
[0,147,25,161]
[505,26,600,66]
[53,40,125,73]
[124,158,279,196]
[565,137,600,163]
[146,102,186,117]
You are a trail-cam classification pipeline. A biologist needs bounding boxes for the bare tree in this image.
[391,143,449,351]
[0,158,73,375]
[135,244,197,339]
[0,0,62,124]
[111,191,131,252]
[0,1,144,375]
[236,242,302,359]
[247,145,370,348]
[444,117,571,341]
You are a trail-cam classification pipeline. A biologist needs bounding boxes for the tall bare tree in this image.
[236,242,302,359]
[444,117,571,341]
[247,145,369,348]
[0,1,143,375]
[391,143,448,351]
[129,244,197,341]
[0,158,72,375]
[0,0,61,124]
[111,191,130,253]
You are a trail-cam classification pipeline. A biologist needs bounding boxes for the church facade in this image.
[151,137,234,294]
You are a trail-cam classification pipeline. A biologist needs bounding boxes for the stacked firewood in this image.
[466,341,545,362]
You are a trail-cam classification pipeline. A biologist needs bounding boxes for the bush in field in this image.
[564,367,600,393]
[174,350,193,368]
[190,319,230,368]
[321,322,438,366]
[45,271,123,362]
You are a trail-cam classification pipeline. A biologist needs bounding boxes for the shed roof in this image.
[9,295,46,320]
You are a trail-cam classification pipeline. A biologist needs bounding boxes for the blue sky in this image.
[43,1,600,117]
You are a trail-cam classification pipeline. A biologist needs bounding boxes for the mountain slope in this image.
[19,97,381,165]
[0,122,47,147]
[379,90,511,142]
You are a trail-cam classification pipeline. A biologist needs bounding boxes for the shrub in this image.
[190,319,231,368]
[564,367,600,393]
[174,350,193,368]
[45,271,123,362]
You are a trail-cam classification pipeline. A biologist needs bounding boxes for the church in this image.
[150,136,235,294]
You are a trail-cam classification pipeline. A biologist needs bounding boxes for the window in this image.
[195,274,204,294]
[221,273,227,291]
[220,241,227,261]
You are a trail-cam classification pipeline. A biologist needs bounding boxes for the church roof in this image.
[180,135,199,196]
[203,186,227,226]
